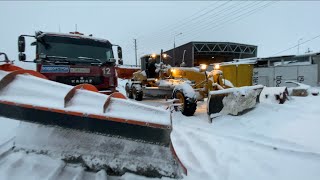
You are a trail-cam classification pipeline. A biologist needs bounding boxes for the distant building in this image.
[250,52,320,86]
[252,52,320,68]
[164,41,258,67]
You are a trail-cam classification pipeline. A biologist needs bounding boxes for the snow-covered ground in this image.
[119,79,320,180]
[171,95,320,180]
[0,78,319,180]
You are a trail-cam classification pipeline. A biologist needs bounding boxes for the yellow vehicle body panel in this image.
[170,68,206,88]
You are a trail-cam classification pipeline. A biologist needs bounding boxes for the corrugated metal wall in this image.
[253,65,318,87]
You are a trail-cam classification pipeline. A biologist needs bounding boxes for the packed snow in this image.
[0,76,319,180]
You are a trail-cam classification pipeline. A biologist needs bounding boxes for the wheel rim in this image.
[175,92,185,111]
[125,84,131,97]
[132,87,137,99]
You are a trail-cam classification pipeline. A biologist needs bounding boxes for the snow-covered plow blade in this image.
[208,85,264,119]
[0,70,185,178]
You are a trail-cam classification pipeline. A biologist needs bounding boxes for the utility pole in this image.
[173,32,182,66]
[134,39,138,66]
[305,48,312,54]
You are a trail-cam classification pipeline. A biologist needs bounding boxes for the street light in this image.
[173,32,183,66]
[297,38,303,55]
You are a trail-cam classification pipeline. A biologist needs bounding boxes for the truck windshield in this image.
[38,35,114,63]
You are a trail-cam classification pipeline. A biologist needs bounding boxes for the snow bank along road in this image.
[0,79,319,180]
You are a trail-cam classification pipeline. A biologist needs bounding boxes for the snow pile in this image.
[259,86,288,104]
[284,81,319,97]
[310,88,319,96]
[0,150,109,180]
[274,61,311,66]
[13,122,180,178]
[221,59,257,65]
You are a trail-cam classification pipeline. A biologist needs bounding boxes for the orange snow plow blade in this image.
[0,69,186,178]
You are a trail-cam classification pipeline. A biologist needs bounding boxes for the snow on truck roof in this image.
[37,31,112,45]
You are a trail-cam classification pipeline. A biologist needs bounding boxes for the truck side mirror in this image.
[117,46,122,59]
[18,36,26,52]
[19,53,26,61]
[118,59,123,65]
[0,52,9,62]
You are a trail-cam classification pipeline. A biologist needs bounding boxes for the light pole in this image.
[173,32,182,66]
[297,38,303,55]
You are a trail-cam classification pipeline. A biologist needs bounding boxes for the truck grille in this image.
[56,76,103,85]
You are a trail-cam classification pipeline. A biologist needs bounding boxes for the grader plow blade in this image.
[208,85,264,119]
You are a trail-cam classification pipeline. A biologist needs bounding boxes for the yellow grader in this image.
[126,52,263,119]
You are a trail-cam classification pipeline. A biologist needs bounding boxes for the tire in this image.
[125,83,133,99]
[132,85,143,101]
[174,90,197,116]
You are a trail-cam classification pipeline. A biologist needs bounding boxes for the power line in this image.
[152,1,255,47]
[140,1,231,42]
[179,1,260,40]
[135,1,221,41]
[123,2,228,64]
[170,1,274,50]
[145,1,266,50]
[186,1,276,42]
[125,1,277,64]
[141,1,248,49]
[274,34,320,55]
[129,1,242,60]
[142,1,240,47]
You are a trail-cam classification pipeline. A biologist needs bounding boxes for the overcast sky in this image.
[1,1,320,66]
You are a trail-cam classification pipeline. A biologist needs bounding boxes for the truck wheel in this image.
[132,85,143,101]
[174,90,197,116]
[125,83,133,99]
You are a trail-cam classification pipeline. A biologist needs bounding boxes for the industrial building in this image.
[164,41,258,67]
[251,52,320,87]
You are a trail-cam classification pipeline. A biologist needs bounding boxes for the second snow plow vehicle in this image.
[0,52,185,178]
[126,53,264,118]
[126,53,199,116]
[18,31,122,94]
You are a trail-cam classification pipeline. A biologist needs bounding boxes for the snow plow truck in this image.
[18,31,121,94]
[0,33,186,178]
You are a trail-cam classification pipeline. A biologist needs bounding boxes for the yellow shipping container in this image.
[220,64,253,87]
